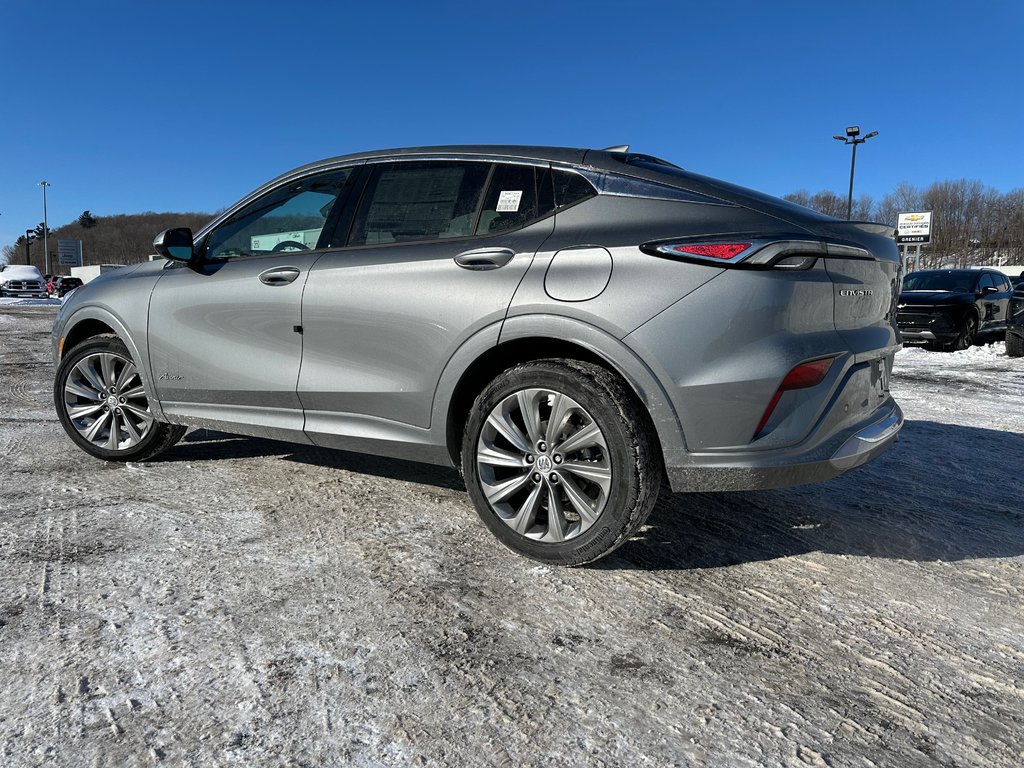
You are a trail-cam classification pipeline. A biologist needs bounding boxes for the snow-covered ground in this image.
[0,297,62,307]
[893,341,1024,432]
[1,307,1022,767]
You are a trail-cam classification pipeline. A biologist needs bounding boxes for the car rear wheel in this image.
[55,336,187,461]
[1007,331,1024,358]
[462,359,661,566]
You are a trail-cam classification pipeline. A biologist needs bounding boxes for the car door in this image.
[297,159,555,445]
[147,166,358,439]
[976,272,1011,331]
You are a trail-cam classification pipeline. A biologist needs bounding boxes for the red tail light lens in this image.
[754,357,836,438]
[779,358,834,389]
[670,243,751,259]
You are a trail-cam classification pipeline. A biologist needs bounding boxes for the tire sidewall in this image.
[462,361,651,565]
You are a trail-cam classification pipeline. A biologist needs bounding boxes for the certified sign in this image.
[897,211,932,244]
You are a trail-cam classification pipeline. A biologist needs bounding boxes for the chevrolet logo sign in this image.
[906,214,925,221]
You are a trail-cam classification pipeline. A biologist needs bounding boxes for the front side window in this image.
[349,162,490,246]
[205,168,355,259]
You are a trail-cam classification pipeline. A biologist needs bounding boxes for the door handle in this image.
[454,248,515,270]
[258,267,301,285]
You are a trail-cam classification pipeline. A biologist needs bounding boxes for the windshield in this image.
[902,271,978,293]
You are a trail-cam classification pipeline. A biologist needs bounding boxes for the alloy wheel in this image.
[476,388,612,543]
[62,352,154,451]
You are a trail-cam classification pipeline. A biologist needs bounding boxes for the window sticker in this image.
[496,190,523,213]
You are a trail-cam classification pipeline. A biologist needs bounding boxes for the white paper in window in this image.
[496,190,523,213]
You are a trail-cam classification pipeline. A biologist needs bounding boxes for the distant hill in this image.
[9,211,214,274]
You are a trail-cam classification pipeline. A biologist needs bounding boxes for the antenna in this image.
[601,144,630,153]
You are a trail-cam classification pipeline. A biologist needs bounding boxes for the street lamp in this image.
[833,126,878,220]
[38,181,51,275]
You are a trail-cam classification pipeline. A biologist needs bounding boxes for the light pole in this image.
[833,126,878,220]
[38,181,51,275]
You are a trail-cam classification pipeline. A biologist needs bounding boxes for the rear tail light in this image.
[669,243,751,259]
[754,356,836,438]
[642,239,833,270]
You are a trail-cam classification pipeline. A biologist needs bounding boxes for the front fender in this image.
[54,305,166,422]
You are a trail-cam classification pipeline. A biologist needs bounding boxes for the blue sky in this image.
[2,1,1022,251]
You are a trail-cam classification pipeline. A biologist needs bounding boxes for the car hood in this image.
[899,290,975,306]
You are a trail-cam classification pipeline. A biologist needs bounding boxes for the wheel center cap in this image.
[106,395,117,406]
[536,456,552,471]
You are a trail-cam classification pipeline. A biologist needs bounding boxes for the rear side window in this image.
[553,169,596,209]
[476,164,543,234]
[349,162,490,245]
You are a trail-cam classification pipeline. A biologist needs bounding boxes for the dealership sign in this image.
[897,211,932,244]
[57,239,83,267]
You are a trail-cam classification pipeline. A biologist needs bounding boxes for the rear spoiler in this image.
[840,221,896,238]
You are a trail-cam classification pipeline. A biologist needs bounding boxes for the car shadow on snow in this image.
[604,419,1024,570]
[164,428,467,491]
[163,421,1024,569]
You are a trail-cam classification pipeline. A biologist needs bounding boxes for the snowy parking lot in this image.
[1,304,1022,767]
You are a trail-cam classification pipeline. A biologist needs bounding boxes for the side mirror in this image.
[981,285,999,295]
[153,228,196,262]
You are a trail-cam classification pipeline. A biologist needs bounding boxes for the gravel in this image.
[2,305,1022,767]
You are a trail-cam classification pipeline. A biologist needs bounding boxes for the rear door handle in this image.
[454,248,515,270]
[258,267,301,285]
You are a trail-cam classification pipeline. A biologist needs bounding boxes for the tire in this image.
[54,335,187,461]
[461,359,661,566]
[950,314,978,351]
[1007,331,1024,358]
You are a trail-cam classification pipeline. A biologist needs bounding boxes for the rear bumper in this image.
[665,400,903,492]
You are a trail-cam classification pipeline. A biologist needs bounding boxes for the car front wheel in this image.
[462,359,661,566]
[951,314,978,351]
[54,336,187,461]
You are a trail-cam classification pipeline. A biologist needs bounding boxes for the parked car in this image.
[1007,282,1024,357]
[51,145,903,565]
[0,264,48,298]
[50,276,84,298]
[896,268,1014,350]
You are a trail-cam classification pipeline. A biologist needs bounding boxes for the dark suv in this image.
[897,268,1014,350]
[50,276,84,298]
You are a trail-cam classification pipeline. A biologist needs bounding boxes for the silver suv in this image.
[52,145,903,565]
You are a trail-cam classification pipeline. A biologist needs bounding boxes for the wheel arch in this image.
[58,307,166,421]
[439,315,687,468]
